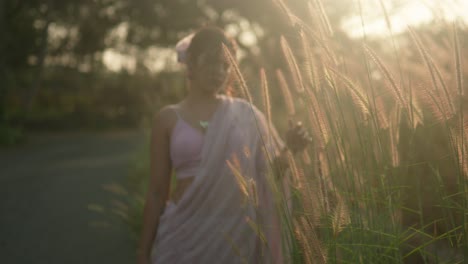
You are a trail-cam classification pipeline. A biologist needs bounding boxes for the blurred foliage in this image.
[4,67,184,130]
[0,122,23,146]
[0,0,355,145]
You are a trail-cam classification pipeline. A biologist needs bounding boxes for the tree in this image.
[1,0,356,133]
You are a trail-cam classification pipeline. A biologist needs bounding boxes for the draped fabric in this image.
[151,95,290,264]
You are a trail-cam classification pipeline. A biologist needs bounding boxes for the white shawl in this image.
[151,95,289,263]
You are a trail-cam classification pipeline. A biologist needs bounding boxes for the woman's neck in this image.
[186,88,219,105]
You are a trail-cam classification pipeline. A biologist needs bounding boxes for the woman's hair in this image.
[186,26,237,96]
[186,26,237,67]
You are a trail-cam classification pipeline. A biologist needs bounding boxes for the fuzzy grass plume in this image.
[275,69,296,116]
[223,44,253,104]
[281,36,306,93]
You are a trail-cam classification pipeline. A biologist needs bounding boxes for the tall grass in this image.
[106,1,466,263]
[240,1,468,263]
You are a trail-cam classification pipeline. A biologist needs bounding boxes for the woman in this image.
[137,26,310,264]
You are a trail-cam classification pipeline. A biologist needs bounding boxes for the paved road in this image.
[0,129,147,264]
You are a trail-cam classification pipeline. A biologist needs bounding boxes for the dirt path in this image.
[0,129,146,264]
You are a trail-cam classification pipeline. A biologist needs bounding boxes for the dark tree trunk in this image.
[25,19,50,116]
[0,0,6,123]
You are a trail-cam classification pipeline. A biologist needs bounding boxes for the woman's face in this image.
[189,48,232,94]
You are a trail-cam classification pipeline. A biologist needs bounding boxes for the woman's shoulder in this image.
[157,104,179,118]
[227,95,248,105]
[224,96,265,121]
[154,104,180,131]
[226,96,259,111]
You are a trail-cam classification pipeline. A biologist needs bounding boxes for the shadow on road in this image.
[0,129,146,264]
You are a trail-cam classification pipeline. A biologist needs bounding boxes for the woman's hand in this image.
[273,120,311,179]
[285,120,312,154]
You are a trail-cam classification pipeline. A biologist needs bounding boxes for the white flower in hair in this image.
[175,33,195,64]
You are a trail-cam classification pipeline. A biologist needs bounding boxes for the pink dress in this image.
[151,95,289,264]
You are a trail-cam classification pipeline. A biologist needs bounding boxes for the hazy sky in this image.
[103,0,468,72]
[344,0,468,37]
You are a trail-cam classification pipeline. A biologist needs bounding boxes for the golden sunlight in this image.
[344,0,468,38]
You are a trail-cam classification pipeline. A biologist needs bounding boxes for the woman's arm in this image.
[137,108,173,263]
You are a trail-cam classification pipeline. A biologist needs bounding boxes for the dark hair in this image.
[186,26,237,68]
[186,26,237,96]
